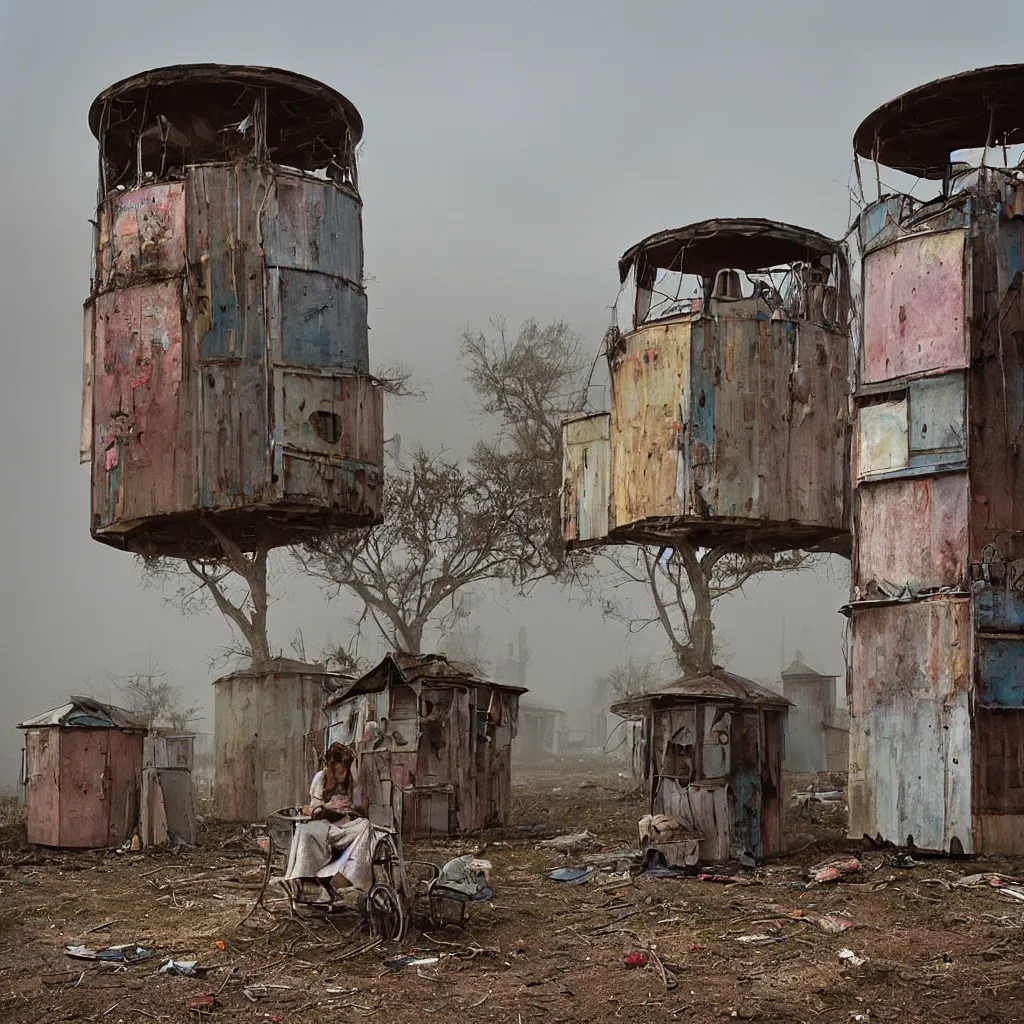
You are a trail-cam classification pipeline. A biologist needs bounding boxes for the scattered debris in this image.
[66,944,154,964]
[838,948,867,967]
[735,934,786,946]
[623,952,647,967]
[811,856,862,883]
[539,831,597,855]
[186,995,216,1013]
[776,909,853,933]
[385,954,441,971]
[792,789,844,807]
[547,867,596,885]
[885,852,922,868]
[159,959,208,978]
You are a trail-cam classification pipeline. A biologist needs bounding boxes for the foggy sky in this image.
[2,0,1019,787]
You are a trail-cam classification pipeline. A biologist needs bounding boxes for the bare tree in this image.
[461,316,591,576]
[597,655,662,703]
[602,542,813,676]
[112,664,203,733]
[299,448,545,655]
[439,619,491,677]
[141,520,275,672]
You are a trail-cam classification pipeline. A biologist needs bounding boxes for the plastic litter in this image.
[838,948,867,967]
[623,952,647,967]
[159,959,208,977]
[547,867,596,885]
[385,953,441,971]
[66,943,154,964]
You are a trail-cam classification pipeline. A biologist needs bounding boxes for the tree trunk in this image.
[246,542,271,671]
[678,542,714,675]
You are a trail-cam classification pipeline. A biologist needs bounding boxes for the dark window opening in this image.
[309,410,342,444]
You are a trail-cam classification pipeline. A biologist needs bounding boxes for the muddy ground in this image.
[2,759,1023,1023]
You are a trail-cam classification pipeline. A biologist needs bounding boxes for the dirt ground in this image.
[2,759,1024,1024]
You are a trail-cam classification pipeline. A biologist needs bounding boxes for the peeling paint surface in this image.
[848,599,972,853]
[862,230,966,384]
[854,473,968,594]
[561,413,610,543]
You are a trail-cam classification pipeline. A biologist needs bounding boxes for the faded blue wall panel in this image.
[978,636,1024,708]
[186,165,267,362]
[270,269,368,371]
[909,373,965,455]
[265,175,363,282]
[976,583,1024,632]
[688,319,715,513]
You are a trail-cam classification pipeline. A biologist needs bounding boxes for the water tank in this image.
[81,65,383,556]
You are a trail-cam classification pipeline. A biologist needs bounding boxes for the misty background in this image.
[1,0,1017,788]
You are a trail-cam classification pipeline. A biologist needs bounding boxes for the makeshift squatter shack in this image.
[612,670,789,863]
[18,697,146,849]
[325,653,524,836]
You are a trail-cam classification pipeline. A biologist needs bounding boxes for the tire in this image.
[367,883,405,942]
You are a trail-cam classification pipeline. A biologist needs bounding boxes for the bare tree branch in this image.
[600,540,817,676]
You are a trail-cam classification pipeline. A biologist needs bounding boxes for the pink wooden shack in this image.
[18,697,146,849]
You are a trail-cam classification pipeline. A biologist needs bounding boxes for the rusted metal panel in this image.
[23,730,59,847]
[967,218,1024,567]
[265,173,363,281]
[187,165,269,507]
[854,473,968,595]
[857,398,909,478]
[977,637,1024,708]
[561,413,610,543]
[908,373,966,468]
[973,709,1024,853]
[96,183,186,290]
[213,663,332,821]
[269,268,368,371]
[277,371,383,463]
[609,320,689,527]
[81,303,94,465]
[91,281,190,529]
[862,230,966,384]
[848,599,972,852]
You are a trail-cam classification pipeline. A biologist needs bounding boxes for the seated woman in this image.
[278,743,375,901]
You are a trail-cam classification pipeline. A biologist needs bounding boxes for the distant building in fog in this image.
[781,657,849,774]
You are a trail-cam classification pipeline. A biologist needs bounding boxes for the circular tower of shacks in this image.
[81,65,384,822]
[847,65,1024,855]
[562,217,850,556]
[82,64,383,557]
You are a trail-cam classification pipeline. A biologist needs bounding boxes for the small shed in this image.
[325,653,524,836]
[515,701,567,760]
[18,697,146,849]
[611,670,789,863]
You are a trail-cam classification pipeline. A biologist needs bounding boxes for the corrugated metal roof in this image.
[611,668,791,719]
[328,652,528,705]
[18,696,147,731]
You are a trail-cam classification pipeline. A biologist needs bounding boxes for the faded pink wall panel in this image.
[855,472,969,592]
[92,282,188,527]
[98,183,186,288]
[58,730,110,849]
[24,730,60,847]
[862,231,966,383]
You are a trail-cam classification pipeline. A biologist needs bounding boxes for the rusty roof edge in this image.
[88,63,363,141]
[853,63,1024,177]
[618,217,841,281]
